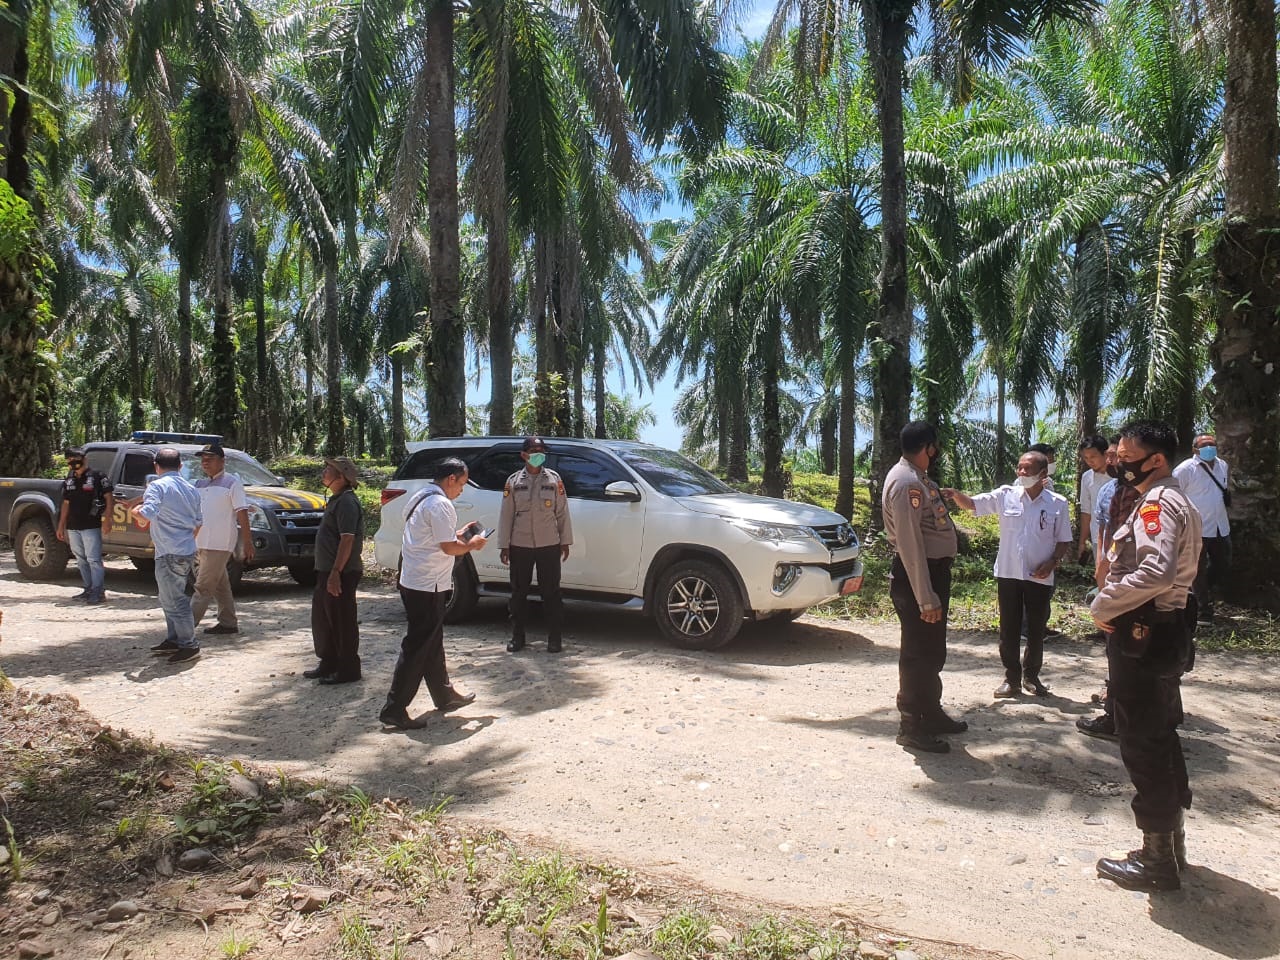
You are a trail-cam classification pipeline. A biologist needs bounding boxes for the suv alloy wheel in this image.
[654,559,744,650]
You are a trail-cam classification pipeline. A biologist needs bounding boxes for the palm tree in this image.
[1212,0,1280,606]
[128,0,267,442]
[754,0,1100,524]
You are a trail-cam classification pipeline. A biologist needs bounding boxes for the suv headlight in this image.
[247,505,273,531]
[726,518,816,543]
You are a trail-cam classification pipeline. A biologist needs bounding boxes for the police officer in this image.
[498,437,573,653]
[883,421,964,753]
[1091,420,1200,892]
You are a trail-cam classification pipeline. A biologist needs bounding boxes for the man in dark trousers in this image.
[56,446,115,604]
[498,436,573,653]
[379,458,485,730]
[882,421,963,754]
[306,457,365,684]
[1091,419,1200,892]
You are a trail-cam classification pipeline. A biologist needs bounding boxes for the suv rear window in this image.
[468,449,526,491]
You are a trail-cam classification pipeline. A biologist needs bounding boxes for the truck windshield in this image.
[615,447,732,497]
[180,454,281,487]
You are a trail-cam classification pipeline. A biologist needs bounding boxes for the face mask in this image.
[1117,455,1156,487]
[527,453,546,468]
[1046,462,1057,476]
[1197,446,1217,462]
[1014,475,1041,489]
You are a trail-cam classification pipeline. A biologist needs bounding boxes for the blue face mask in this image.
[1198,446,1217,463]
[527,453,546,468]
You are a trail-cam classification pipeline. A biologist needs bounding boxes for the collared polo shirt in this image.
[1173,456,1230,537]
[137,471,203,557]
[399,483,458,592]
[195,470,249,552]
[970,485,1073,585]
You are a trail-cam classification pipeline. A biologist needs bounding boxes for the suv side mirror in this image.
[604,480,641,502]
[275,475,288,486]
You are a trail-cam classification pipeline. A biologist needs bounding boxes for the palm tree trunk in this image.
[323,259,344,456]
[593,329,607,438]
[1173,231,1197,459]
[127,307,144,432]
[423,0,467,437]
[178,261,193,427]
[1,10,32,202]
[1212,0,1280,609]
[835,347,857,519]
[391,353,407,462]
[253,237,269,455]
[867,3,912,530]
[819,407,837,475]
[487,213,515,434]
[761,305,785,498]
[572,350,586,438]
[210,197,238,445]
[716,390,730,473]
[995,363,1007,482]
[727,375,749,482]
[301,257,317,455]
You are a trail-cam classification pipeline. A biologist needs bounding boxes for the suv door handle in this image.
[455,501,474,511]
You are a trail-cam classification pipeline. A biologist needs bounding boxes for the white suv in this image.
[374,438,862,649]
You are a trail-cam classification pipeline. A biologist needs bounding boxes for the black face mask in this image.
[1105,463,1120,479]
[1117,455,1156,487]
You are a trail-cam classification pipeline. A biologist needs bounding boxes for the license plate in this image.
[840,575,863,596]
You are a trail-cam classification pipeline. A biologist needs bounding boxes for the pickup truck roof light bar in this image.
[128,431,224,445]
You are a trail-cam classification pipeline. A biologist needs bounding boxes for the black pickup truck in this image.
[0,432,325,586]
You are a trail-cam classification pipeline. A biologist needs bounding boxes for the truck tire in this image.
[288,564,316,587]
[444,558,479,624]
[653,559,744,650]
[227,558,244,591]
[14,516,71,580]
[130,556,156,575]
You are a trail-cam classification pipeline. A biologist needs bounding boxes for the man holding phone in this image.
[498,436,573,653]
[379,457,486,730]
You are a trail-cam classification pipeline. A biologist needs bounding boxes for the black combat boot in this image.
[896,714,950,753]
[1096,832,1181,891]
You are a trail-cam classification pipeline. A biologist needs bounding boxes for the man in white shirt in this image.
[379,458,488,730]
[945,450,1074,698]
[1076,434,1110,563]
[192,444,254,635]
[1173,433,1231,624]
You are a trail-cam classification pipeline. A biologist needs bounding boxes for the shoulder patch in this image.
[909,488,923,509]
[503,483,511,497]
[1138,502,1162,535]
[556,481,565,495]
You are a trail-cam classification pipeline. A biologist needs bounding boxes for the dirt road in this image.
[2,561,1279,960]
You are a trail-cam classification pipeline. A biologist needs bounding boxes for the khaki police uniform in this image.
[882,457,958,718]
[498,466,573,647]
[1090,477,1201,832]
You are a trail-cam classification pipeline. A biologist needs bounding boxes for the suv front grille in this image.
[812,523,858,551]
[822,558,859,579]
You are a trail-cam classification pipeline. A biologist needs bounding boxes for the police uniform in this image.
[882,457,959,725]
[498,466,573,650]
[1091,476,1200,889]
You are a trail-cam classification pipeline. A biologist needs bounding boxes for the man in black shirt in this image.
[56,446,115,604]
[305,457,366,684]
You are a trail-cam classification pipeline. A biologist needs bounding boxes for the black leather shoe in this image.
[921,710,968,735]
[994,681,1019,699]
[896,730,950,753]
[1097,832,1180,891]
[1076,714,1118,741]
[547,639,562,653]
[303,665,333,679]
[204,624,239,635]
[506,638,525,653]
[1023,677,1050,697]
[438,691,476,712]
[151,638,179,655]
[318,673,361,685]
[379,711,430,730]
[168,647,201,664]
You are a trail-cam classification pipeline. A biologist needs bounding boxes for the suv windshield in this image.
[616,447,732,497]
[179,453,280,487]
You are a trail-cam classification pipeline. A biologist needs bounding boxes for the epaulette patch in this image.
[503,484,510,498]
[557,481,565,495]
[1138,502,1162,535]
